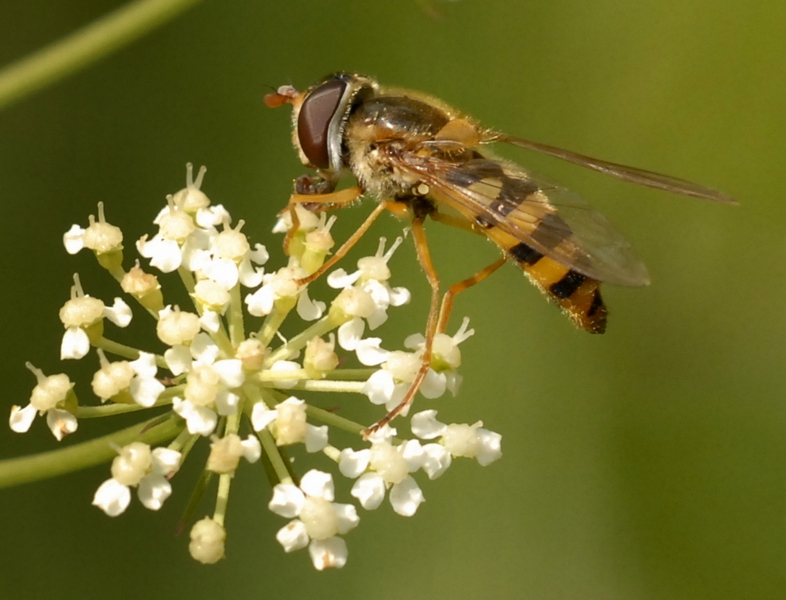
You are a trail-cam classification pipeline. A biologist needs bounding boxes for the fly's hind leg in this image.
[436,258,506,333]
[427,209,507,333]
[364,208,508,435]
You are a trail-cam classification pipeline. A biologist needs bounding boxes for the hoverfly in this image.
[265,72,735,430]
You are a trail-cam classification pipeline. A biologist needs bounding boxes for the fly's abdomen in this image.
[493,230,607,333]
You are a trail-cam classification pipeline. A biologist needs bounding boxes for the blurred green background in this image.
[1,1,785,598]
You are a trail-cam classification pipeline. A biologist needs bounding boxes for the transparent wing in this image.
[396,150,651,286]
[489,133,737,205]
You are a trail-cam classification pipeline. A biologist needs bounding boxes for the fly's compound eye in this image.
[297,79,349,171]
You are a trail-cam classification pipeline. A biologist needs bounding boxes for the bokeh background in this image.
[1,1,785,598]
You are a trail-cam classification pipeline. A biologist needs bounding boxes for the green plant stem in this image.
[0,416,184,488]
[0,0,205,111]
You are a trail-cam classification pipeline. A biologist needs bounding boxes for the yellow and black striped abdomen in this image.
[486,228,608,333]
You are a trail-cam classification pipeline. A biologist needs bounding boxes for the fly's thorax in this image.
[343,122,419,199]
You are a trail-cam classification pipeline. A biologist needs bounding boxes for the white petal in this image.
[137,473,172,510]
[196,205,228,228]
[130,352,157,378]
[308,537,348,570]
[251,404,277,431]
[350,473,386,510]
[46,408,78,441]
[419,369,446,399]
[240,435,262,462]
[245,285,275,317]
[129,375,164,408]
[389,476,425,517]
[212,359,245,388]
[333,503,360,534]
[355,338,389,366]
[191,332,219,364]
[399,439,425,472]
[182,245,212,273]
[173,398,217,436]
[404,333,425,349]
[476,428,503,466]
[104,298,132,327]
[238,256,264,288]
[338,448,371,478]
[61,327,90,360]
[250,243,270,265]
[383,384,408,413]
[364,279,390,305]
[93,478,131,516]
[9,404,37,433]
[365,306,388,330]
[203,257,239,289]
[445,371,463,396]
[151,447,182,476]
[199,310,220,333]
[365,424,396,444]
[268,361,300,389]
[276,519,310,552]
[337,317,365,351]
[362,370,395,406]
[144,238,182,273]
[388,286,410,307]
[63,224,86,254]
[326,268,361,288]
[420,443,452,479]
[410,410,447,439]
[164,345,192,375]
[214,389,239,416]
[300,469,335,501]
[296,288,325,321]
[305,424,328,453]
[269,483,305,518]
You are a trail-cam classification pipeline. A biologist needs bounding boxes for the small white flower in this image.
[197,219,269,289]
[206,434,262,474]
[269,470,359,570]
[10,363,76,440]
[327,237,410,330]
[91,350,164,407]
[405,317,475,397]
[63,202,123,256]
[172,349,245,436]
[341,435,426,517]
[251,397,328,452]
[93,442,181,516]
[411,410,502,467]
[156,306,202,346]
[245,264,310,317]
[59,275,132,360]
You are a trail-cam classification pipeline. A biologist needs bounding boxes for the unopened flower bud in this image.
[121,263,164,312]
[189,517,226,564]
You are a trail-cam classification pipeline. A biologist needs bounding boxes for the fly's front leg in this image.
[281,179,362,256]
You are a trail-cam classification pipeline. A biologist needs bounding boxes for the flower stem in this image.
[0,415,184,488]
[227,284,245,348]
[305,405,365,436]
[264,315,336,366]
[0,0,205,111]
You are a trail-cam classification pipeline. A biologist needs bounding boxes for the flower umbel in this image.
[8,165,502,570]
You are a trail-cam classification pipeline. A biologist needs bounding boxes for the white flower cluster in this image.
[9,165,502,570]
